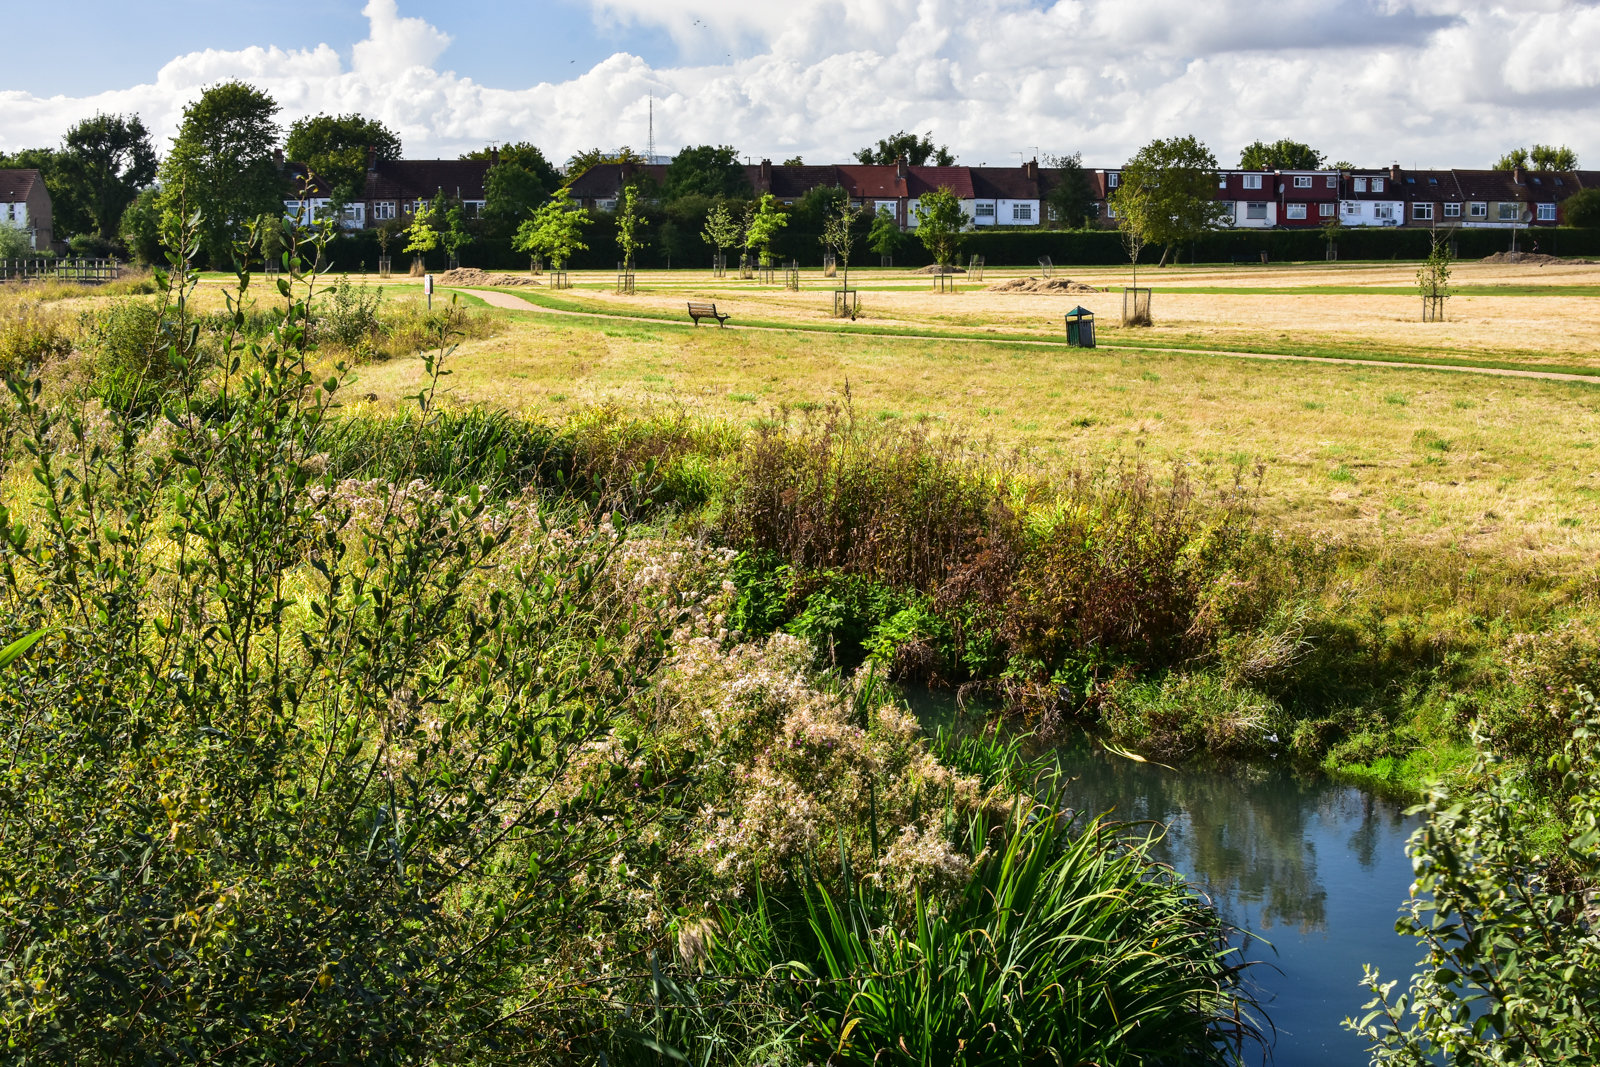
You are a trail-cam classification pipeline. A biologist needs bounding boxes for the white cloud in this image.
[1,0,1597,170]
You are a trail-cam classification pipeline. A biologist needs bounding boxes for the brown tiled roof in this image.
[0,169,42,201]
[1393,171,1464,202]
[364,159,492,202]
[1451,169,1540,201]
[563,162,670,200]
[763,165,843,199]
[971,167,1041,199]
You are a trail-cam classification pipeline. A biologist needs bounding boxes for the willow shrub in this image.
[1346,690,1600,1064]
[0,209,668,1062]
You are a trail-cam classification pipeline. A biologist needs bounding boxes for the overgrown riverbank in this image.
[3,213,1598,1063]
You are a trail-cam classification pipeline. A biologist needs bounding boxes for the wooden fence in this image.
[0,258,124,283]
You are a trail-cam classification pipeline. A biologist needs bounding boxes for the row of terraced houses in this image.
[278,148,1595,235]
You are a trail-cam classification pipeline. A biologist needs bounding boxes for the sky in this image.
[3,0,1600,171]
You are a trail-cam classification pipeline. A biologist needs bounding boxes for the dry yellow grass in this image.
[304,273,1600,569]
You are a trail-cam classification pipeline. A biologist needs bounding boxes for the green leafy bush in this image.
[1348,691,1600,1063]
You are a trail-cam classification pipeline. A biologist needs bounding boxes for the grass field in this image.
[255,259,1600,572]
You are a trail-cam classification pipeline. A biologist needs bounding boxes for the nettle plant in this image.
[0,204,675,1061]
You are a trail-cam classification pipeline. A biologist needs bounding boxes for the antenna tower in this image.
[647,95,656,163]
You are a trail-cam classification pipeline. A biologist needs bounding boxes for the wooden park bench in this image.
[688,301,730,327]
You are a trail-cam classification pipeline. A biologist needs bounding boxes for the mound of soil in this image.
[432,267,543,286]
[985,276,1101,294]
[1480,252,1594,266]
[911,264,966,274]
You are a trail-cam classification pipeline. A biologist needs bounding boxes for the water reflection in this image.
[903,688,1422,1066]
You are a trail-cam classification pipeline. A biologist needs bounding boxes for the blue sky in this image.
[2,0,1596,170]
[8,1,679,97]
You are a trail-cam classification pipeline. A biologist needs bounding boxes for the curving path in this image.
[447,286,1600,386]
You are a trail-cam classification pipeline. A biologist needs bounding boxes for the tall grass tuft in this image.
[792,801,1256,1065]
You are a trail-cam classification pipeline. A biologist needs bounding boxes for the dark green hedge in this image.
[316,221,1598,274]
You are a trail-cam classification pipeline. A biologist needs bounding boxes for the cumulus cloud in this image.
[1,0,1596,169]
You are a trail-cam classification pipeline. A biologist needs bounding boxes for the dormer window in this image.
[1294,175,1312,188]
[1354,178,1367,192]
[1242,174,1263,190]
[1556,178,1566,186]
[1218,175,1228,188]
[1107,172,1119,188]
[1372,178,1385,192]
[1326,175,1337,188]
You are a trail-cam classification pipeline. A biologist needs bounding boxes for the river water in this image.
[1049,737,1422,1065]
[906,691,1424,1065]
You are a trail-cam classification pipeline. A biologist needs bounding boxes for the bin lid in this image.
[1065,306,1094,319]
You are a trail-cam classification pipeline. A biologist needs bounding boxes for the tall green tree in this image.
[743,193,788,267]
[867,206,905,258]
[911,188,967,266]
[462,142,559,189]
[1113,135,1230,266]
[1564,187,1600,227]
[616,186,647,271]
[60,113,158,241]
[463,144,560,236]
[565,145,644,179]
[1043,151,1095,229]
[700,200,742,264]
[160,81,285,265]
[1532,144,1579,170]
[856,130,955,166]
[513,186,590,268]
[1238,138,1323,170]
[1493,148,1530,171]
[664,145,750,202]
[284,112,401,202]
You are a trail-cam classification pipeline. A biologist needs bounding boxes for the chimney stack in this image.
[759,158,772,190]
[1024,157,1038,181]
[367,145,378,173]
[896,154,908,179]
[1389,162,1401,182]
[1513,166,1525,185]
[490,145,499,166]
[274,148,284,171]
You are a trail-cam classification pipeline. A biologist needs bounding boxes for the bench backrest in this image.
[688,302,718,313]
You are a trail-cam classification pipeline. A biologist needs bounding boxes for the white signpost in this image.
[423,273,434,309]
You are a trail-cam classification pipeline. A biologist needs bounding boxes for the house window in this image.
[1538,203,1557,221]
[597,199,617,212]
[1246,202,1268,220]
[1105,202,1117,218]
[1107,172,1119,188]
[1413,203,1433,220]
[1555,177,1565,186]
[1319,202,1335,217]
[1428,177,1438,184]
[1343,201,1360,216]
[373,201,396,220]
[975,202,996,218]
[1294,175,1312,188]
[1406,177,1415,184]
[1469,202,1487,218]
[1443,202,1462,218]
[1498,202,1520,221]
[1326,175,1338,188]
[1532,177,1543,186]
[1374,203,1395,220]
[1218,175,1228,188]
[1287,203,1307,219]
[1354,178,1368,192]
[1372,178,1385,192]
[1243,174,1263,190]
[1012,203,1032,221]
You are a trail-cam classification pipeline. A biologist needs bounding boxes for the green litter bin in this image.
[1065,306,1096,348]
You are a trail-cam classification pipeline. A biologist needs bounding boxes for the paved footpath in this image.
[449,286,1600,386]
